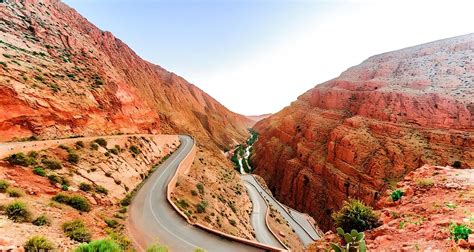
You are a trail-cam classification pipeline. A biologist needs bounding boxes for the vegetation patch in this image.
[332,199,380,233]
[52,193,91,212]
[24,236,54,251]
[32,214,50,226]
[94,138,107,148]
[450,223,472,242]
[7,152,36,166]
[5,200,31,222]
[63,220,91,243]
[76,239,121,252]
[33,166,46,176]
[41,158,62,170]
[0,179,10,193]
[390,189,404,201]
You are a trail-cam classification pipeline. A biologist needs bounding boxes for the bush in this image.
[332,199,380,233]
[24,236,54,251]
[229,219,237,226]
[79,182,92,192]
[33,166,46,176]
[75,239,121,252]
[32,214,50,226]
[94,138,107,148]
[75,141,85,149]
[191,190,198,196]
[450,223,472,242]
[47,174,61,184]
[105,218,119,228]
[390,190,404,201]
[452,161,462,168]
[90,142,99,150]
[196,201,208,213]
[0,179,10,192]
[42,158,62,170]
[129,145,141,155]
[7,187,23,197]
[7,152,36,166]
[52,193,91,212]
[416,178,434,187]
[146,243,168,252]
[61,184,69,191]
[63,220,91,243]
[120,193,132,206]
[196,183,204,194]
[67,152,80,164]
[95,185,108,195]
[5,201,31,222]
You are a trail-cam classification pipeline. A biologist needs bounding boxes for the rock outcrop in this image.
[0,0,251,148]
[252,34,474,231]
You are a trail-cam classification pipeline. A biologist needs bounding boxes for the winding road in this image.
[242,175,321,246]
[128,135,265,251]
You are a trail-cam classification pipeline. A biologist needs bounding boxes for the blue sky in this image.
[63,0,474,115]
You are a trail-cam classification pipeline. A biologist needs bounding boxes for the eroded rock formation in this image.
[252,34,474,230]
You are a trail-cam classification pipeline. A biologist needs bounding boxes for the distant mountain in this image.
[251,34,474,230]
[0,0,252,148]
[247,114,272,124]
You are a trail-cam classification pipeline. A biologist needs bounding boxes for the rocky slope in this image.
[252,34,474,231]
[0,135,179,250]
[0,0,257,246]
[308,165,474,251]
[0,0,252,149]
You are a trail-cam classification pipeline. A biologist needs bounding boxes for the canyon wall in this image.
[252,34,474,230]
[0,0,251,148]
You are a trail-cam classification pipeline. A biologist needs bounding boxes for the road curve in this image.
[128,135,264,252]
[243,181,284,248]
[241,175,320,246]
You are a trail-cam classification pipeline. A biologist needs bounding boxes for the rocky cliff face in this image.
[252,34,474,231]
[0,0,251,148]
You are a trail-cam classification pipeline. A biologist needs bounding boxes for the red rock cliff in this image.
[0,0,252,148]
[252,34,474,231]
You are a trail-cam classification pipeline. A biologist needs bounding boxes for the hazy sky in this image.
[63,0,473,116]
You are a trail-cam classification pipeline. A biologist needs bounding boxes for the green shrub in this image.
[33,166,46,176]
[75,141,85,149]
[32,214,50,226]
[452,161,462,168]
[7,187,23,197]
[390,190,404,201]
[5,201,31,222]
[191,190,198,196]
[0,179,10,192]
[196,183,204,194]
[95,185,108,195]
[62,220,91,243]
[332,199,380,233]
[7,152,36,166]
[450,223,472,242]
[47,173,61,184]
[0,61,6,68]
[146,243,168,252]
[120,193,132,206]
[229,219,237,226]
[67,152,80,164]
[110,148,119,155]
[129,145,141,155]
[28,151,38,158]
[107,231,131,250]
[94,138,107,148]
[416,178,434,187]
[52,193,91,212]
[61,184,69,191]
[79,182,92,192]
[90,142,99,150]
[42,158,62,170]
[118,207,127,213]
[75,239,121,252]
[331,227,366,252]
[196,201,208,213]
[24,236,54,251]
[105,218,119,228]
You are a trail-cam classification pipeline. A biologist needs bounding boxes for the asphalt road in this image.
[241,175,320,246]
[243,181,284,248]
[128,135,264,252]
